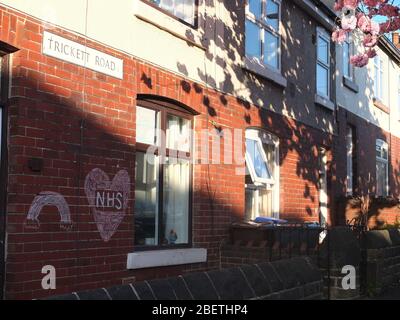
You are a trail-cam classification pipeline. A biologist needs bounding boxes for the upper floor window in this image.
[245,0,281,70]
[374,56,384,101]
[316,28,331,98]
[343,37,353,80]
[135,99,193,249]
[245,129,279,220]
[376,139,389,197]
[144,0,196,26]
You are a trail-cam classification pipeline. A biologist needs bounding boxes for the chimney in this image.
[393,32,400,49]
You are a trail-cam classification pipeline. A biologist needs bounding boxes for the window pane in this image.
[245,20,261,59]
[163,157,190,245]
[153,0,195,25]
[317,36,329,65]
[136,106,159,145]
[376,161,388,197]
[264,31,279,69]
[258,188,273,217]
[376,144,381,158]
[246,139,272,180]
[317,64,329,97]
[343,42,351,78]
[249,0,262,19]
[134,152,159,246]
[245,188,257,221]
[374,57,383,99]
[382,147,388,160]
[174,0,195,25]
[266,0,279,30]
[262,142,275,177]
[166,114,191,152]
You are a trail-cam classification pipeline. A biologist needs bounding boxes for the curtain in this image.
[163,157,189,245]
[167,115,190,152]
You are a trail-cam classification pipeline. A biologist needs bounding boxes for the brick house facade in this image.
[0,0,398,299]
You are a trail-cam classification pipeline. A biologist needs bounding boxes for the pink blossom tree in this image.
[332,0,400,67]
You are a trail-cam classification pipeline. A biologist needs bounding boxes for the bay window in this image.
[134,100,192,249]
[245,0,281,70]
[376,139,389,197]
[245,129,279,220]
[144,0,197,26]
[316,28,331,98]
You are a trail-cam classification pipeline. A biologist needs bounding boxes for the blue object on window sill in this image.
[254,217,288,224]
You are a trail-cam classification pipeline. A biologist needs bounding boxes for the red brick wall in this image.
[0,6,332,299]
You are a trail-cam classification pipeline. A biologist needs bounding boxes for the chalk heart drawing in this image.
[84,168,130,242]
[25,191,72,231]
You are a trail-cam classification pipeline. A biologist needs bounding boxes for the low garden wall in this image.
[362,229,400,296]
[45,257,323,300]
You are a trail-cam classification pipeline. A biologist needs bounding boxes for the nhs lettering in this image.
[84,169,130,242]
[95,190,124,211]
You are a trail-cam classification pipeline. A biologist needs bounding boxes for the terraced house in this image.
[0,0,398,300]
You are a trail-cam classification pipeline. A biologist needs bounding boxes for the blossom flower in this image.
[341,14,357,30]
[343,0,359,10]
[334,0,344,11]
[366,49,377,58]
[332,28,347,43]
[364,0,386,7]
[350,54,369,67]
[363,34,378,47]
[378,4,399,18]
[332,0,400,67]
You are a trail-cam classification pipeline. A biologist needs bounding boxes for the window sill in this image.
[315,94,334,111]
[126,248,207,270]
[133,0,205,51]
[243,57,287,88]
[373,98,390,114]
[343,76,359,93]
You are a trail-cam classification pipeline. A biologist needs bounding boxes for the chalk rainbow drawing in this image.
[25,191,72,230]
[84,168,130,242]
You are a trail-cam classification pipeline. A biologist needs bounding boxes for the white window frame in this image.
[343,36,353,80]
[374,56,384,101]
[245,136,274,185]
[245,128,280,219]
[376,139,389,197]
[245,0,282,71]
[346,126,353,195]
[316,27,331,99]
